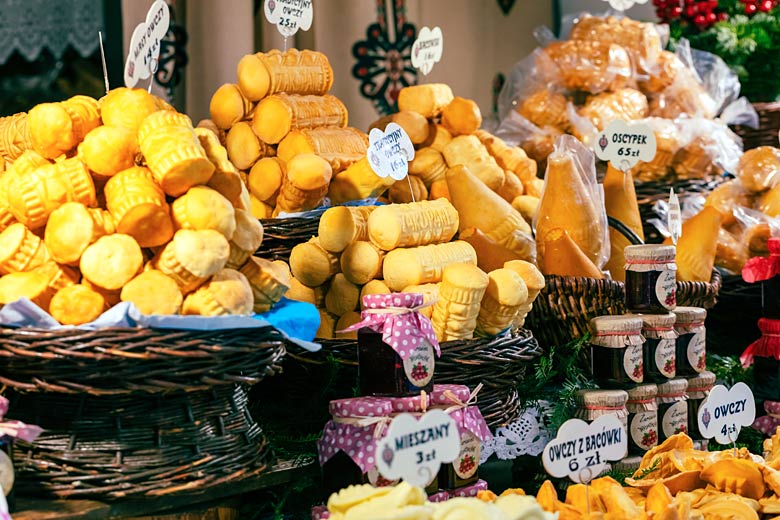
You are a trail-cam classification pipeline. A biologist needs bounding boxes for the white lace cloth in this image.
[480,401,554,463]
[0,0,104,64]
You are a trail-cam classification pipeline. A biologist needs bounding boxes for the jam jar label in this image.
[687,331,706,373]
[655,269,677,310]
[630,411,658,451]
[623,344,644,383]
[662,401,688,438]
[367,466,400,487]
[453,432,480,480]
[403,340,435,387]
[655,339,676,378]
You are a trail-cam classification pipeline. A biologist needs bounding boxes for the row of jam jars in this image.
[352,293,440,397]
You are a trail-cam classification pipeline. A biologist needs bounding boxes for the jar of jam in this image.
[430,385,491,491]
[656,378,689,442]
[631,313,677,382]
[318,394,438,495]
[686,371,715,440]
[673,307,707,376]
[589,316,645,387]
[354,293,440,397]
[574,389,629,432]
[624,245,677,314]
[626,384,658,455]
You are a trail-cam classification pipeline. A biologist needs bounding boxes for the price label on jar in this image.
[594,120,657,172]
[542,415,627,483]
[411,26,443,76]
[367,122,415,180]
[375,409,460,487]
[697,383,756,445]
[124,0,170,88]
[264,0,313,38]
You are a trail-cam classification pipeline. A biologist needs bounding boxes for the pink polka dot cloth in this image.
[753,400,780,436]
[451,479,488,497]
[311,505,330,520]
[431,384,471,406]
[428,490,450,503]
[448,407,493,442]
[388,392,432,414]
[328,396,394,418]
[342,293,441,360]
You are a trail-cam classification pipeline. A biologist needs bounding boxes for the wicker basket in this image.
[9,384,272,500]
[527,270,721,348]
[257,217,320,263]
[252,328,543,432]
[0,326,287,395]
[732,101,780,151]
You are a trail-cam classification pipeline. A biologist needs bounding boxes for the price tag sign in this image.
[698,383,756,445]
[411,26,443,76]
[264,0,313,38]
[668,189,682,245]
[603,0,649,11]
[542,415,627,483]
[375,409,460,488]
[367,122,415,181]
[124,0,170,88]
[594,120,657,172]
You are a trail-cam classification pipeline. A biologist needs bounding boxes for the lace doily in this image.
[480,401,554,463]
[0,0,105,64]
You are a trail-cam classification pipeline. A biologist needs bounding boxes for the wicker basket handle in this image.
[607,216,644,246]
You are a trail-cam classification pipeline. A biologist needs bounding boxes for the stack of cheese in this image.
[207,49,374,218]
[372,83,542,229]
[286,199,543,342]
[324,482,555,520]
[0,88,291,325]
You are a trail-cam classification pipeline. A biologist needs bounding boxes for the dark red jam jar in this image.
[352,293,439,397]
[630,313,677,383]
[624,245,677,314]
[673,307,707,377]
[589,315,645,388]
[686,371,715,440]
[626,384,658,455]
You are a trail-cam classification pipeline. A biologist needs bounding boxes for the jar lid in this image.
[624,244,676,264]
[627,383,658,402]
[657,378,689,397]
[575,389,628,408]
[629,313,676,329]
[329,396,393,418]
[687,371,716,392]
[590,315,644,334]
[430,384,471,406]
[674,307,707,324]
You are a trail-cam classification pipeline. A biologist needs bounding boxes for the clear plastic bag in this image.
[736,146,780,194]
[673,116,744,178]
[648,195,706,240]
[629,116,685,182]
[734,205,780,257]
[495,110,563,170]
[534,134,610,271]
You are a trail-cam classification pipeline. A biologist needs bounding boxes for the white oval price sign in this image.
[375,409,460,488]
[594,120,657,172]
[542,415,627,483]
[124,0,170,88]
[698,383,756,445]
[367,122,415,181]
[264,0,313,38]
[411,26,443,76]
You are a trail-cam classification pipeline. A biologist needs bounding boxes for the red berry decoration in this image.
[746,2,759,13]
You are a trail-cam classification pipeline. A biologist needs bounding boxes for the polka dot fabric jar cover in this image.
[343,293,441,359]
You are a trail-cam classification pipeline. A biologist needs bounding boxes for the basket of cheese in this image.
[0,88,316,500]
